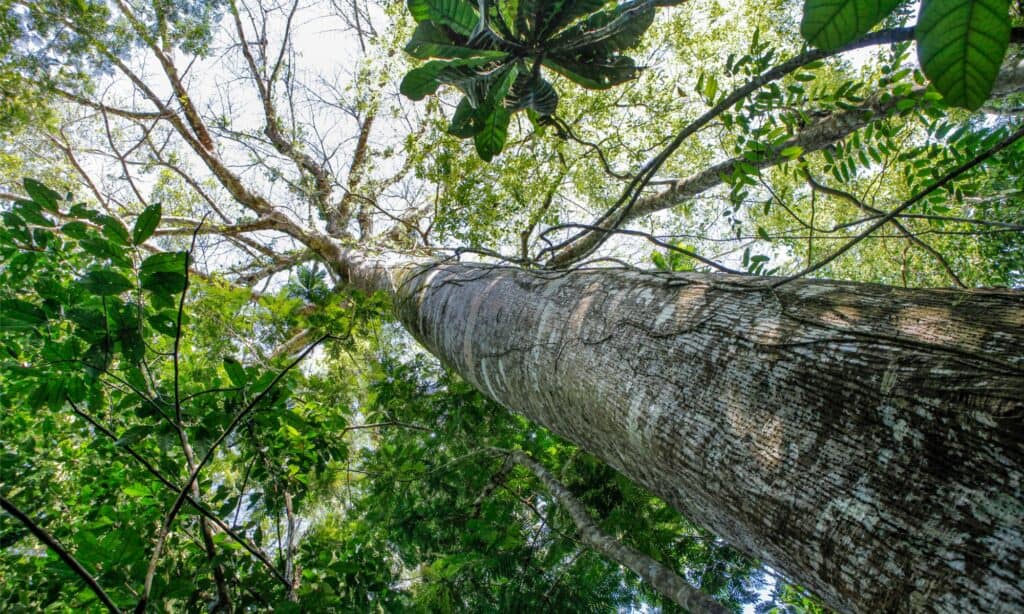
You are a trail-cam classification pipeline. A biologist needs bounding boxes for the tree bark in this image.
[382,262,1023,613]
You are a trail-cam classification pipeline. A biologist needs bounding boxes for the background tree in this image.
[1,0,1022,611]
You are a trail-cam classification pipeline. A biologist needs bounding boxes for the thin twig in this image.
[773,124,1024,287]
[66,398,290,588]
[137,335,329,611]
[1,495,122,613]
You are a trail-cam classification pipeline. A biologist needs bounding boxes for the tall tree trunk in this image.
[377,262,1023,613]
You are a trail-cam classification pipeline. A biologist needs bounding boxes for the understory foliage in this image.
[0,0,1022,611]
[0,181,779,611]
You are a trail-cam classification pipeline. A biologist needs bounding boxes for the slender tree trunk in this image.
[375,261,1024,613]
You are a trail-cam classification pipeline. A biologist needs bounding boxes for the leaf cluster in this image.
[401,0,681,160]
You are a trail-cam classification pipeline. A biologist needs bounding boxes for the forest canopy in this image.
[1,0,1022,612]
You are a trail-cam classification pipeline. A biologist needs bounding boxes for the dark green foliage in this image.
[401,0,682,160]
[800,0,1012,110]
[132,202,162,245]
[353,355,765,612]
[916,0,1011,110]
[800,0,904,50]
[0,180,383,611]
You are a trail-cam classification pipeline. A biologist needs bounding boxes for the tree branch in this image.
[1,495,122,613]
[545,27,1024,267]
[497,449,730,614]
[774,123,1024,287]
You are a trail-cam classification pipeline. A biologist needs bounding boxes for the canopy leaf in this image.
[798,0,1013,110]
[916,0,1011,110]
[401,0,681,159]
[800,0,904,51]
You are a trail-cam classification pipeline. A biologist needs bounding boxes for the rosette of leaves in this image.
[400,0,681,161]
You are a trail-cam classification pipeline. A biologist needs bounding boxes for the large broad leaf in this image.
[436,61,515,107]
[542,54,637,88]
[12,200,54,227]
[79,269,134,296]
[800,0,903,51]
[474,105,512,161]
[408,0,480,36]
[405,21,509,59]
[515,0,543,39]
[548,0,655,56]
[223,356,247,387]
[132,202,162,245]
[916,0,1011,110]
[67,307,108,341]
[400,57,497,100]
[140,251,188,295]
[97,214,131,246]
[506,73,559,115]
[474,66,518,160]
[541,0,609,39]
[401,62,447,100]
[0,299,46,329]
[23,178,60,212]
[449,97,480,137]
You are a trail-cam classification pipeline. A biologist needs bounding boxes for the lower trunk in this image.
[386,262,1023,613]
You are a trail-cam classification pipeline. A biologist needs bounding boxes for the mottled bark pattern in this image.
[393,263,1023,613]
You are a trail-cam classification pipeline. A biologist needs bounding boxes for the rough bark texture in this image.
[388,262,1023,613]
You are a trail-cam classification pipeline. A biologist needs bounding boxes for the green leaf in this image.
[98,214,131,246]
[548,0,655,56]
[540,0,609,39]
[448,97,480,137]
[651,251,668,271]
[473,66,517,160]
[250,370,278,394]
[142,272,187,296]
[146,311,178,337]
[67,308,108,340]
[800,0,903,51]
[68,203,101,221]
[13,199,55,228]
[118,327,145,364]
[407,0,479,36]
[79,270,134,296]
[122,483,151,497]
[401,63,447,100]
[780,145,804,159]
[140,251,188,274]
[140,251,188,296]
[23,178,61,212]
[474,106,511,161]
[505,73,559,115]
[133,203,162,245]
[78,236,130,265]
[223,357,247,387]
[401,58,499,101]
[916,0,1011,110]
[542,55,637,89]
[61,220,95,241]
[115,426,149,447]
[405,21,509,60]
[29,380,66,411]
[0,299,47,329]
